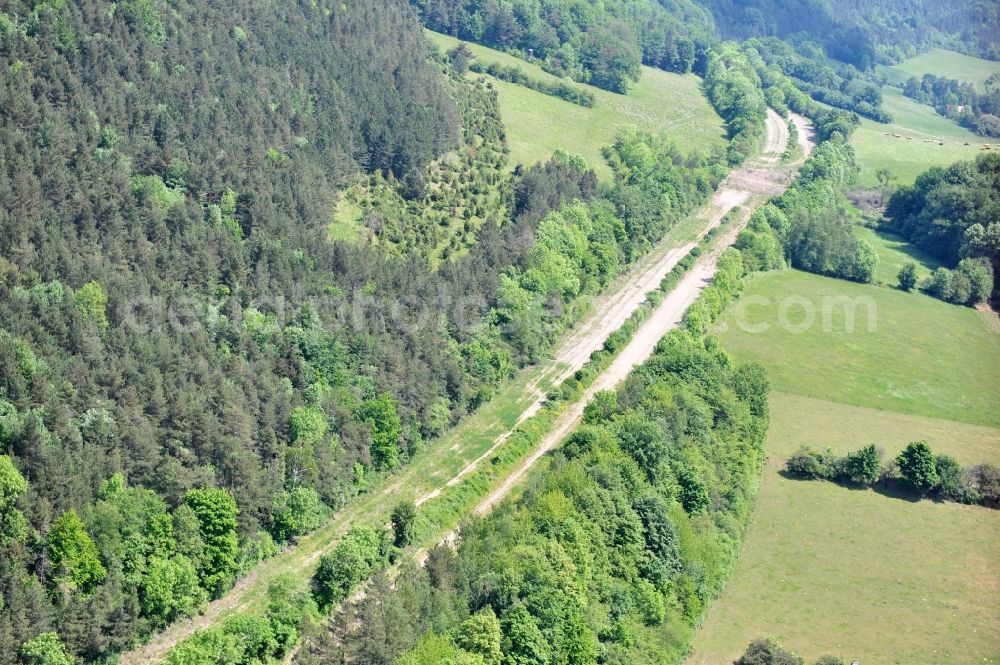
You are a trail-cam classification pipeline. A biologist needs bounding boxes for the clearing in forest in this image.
[426,30,727,179]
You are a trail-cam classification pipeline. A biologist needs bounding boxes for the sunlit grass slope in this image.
[426,30,726,179]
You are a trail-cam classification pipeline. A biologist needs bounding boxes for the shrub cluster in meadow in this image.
[786,441,1000,506]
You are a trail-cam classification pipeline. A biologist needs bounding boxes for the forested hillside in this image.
[0,0,464,658]
[700,0,1000,63]
[0,0,733,659]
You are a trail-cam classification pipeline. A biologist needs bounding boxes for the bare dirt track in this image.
[120,110,812,664]
[444,109,812,531]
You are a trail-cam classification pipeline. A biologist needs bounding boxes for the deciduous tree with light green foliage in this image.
[19,632,74,665]
[897,261,918,291]
[0,330,43,385]
[183,488,240,597]
[164,626,243,665]
[271,487,329,542]
[311,525,386,611]
[0,454,28,546]
[222,613,278,664]
[139,556,206,627]
[454,608,502,665]
[74,280,108,330]
[357,392,403,470]
[289,405,327,445]
[266,573,318,656]
[500,605,551,665]
[844,444,882,484]
[46,509,106,592]
[396,632,483,665]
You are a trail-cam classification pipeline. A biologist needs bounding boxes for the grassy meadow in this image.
[426,30,726,179]
[689,264,1000,664]
[715,269,1000,428]
[689,414,1000,665]
[854,224,941,286]
[851,88,986,187]
[879,48,1000,89]
[854,47,1000,188]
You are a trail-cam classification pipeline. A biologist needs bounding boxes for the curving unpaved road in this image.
[121,110,811,664]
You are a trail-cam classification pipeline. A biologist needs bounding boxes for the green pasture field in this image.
[692,263,1000,664]
[851,88,987,187]
[880,48,1000,89]
[426,30,726,179]
[688,394,1000,664]
[853,224,941,286]
[714,269,1000,428]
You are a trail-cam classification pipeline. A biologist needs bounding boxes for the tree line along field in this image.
[426,30,727,180]
[687,264,1000,663]
[689,403,1000,664]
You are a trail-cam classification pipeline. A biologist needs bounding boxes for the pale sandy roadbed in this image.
[432,108,813,552]
[121,110,811,664]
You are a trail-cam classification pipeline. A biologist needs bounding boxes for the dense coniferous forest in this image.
[0,0,470,658]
